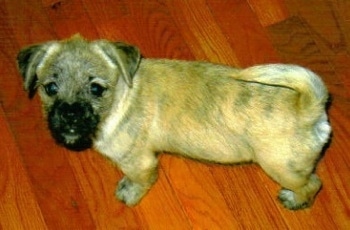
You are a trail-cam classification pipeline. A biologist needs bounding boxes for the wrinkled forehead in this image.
[55,49,107,72]
[37,42,117,80]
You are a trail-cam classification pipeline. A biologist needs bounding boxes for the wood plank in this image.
[0,106,47,229]
[65,152,145,229]
[161,156,243,229]
[83,0,194,59]
[211,165,289,228]
[166,0,240,65]
[285,0,349,53]
[133,165,192,229]
[10,120,97,229]
[267,16,335,77]
[4,0,55,46]
[42,0,99,39]
[207,0,281,66]
[247,0,290,26]
[125,0,195,59]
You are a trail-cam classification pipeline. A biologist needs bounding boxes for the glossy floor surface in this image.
[0,0,349,229]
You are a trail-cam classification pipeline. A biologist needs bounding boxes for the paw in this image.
[278,189,310,210]
[116,177,148,206]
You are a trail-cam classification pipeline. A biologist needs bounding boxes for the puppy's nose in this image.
[60,102,84,122]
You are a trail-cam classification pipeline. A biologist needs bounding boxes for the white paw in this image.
[278,189,309,210]
[116,177,148,206]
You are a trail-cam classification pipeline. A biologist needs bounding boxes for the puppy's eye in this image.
[44,82,59,96]
[90,83,106,97]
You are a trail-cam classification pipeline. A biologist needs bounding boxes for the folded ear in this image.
[93,40,141,87]
[17,43,49,98]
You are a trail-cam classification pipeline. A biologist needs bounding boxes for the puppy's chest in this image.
[94,129,130,161]
[93,115,144,161]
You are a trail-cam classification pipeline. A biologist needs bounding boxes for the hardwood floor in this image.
[0,0,349,229]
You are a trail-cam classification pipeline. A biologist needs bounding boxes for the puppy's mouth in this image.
[48,100,99,151]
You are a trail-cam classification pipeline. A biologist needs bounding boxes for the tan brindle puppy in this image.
[17,35,331,210]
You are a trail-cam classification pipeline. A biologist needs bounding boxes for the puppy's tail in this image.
[237,64,331,143]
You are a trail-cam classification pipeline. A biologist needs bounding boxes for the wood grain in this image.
[0,0,349,229]
[0,106,47,229]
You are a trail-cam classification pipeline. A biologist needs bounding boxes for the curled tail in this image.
[237,64,328,106]
[237,64,331,144]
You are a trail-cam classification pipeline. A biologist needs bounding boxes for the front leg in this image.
[116,151,158,206]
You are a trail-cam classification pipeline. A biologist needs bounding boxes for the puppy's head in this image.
[17,35,141,151]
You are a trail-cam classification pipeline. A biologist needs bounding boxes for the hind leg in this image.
[260,158,322,210]
[277,114,331,209]
[278,113,331,209]
[256,138,324,210]
[278,173,321,210]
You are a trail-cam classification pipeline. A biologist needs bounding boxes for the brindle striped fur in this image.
[17,35,331,210]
